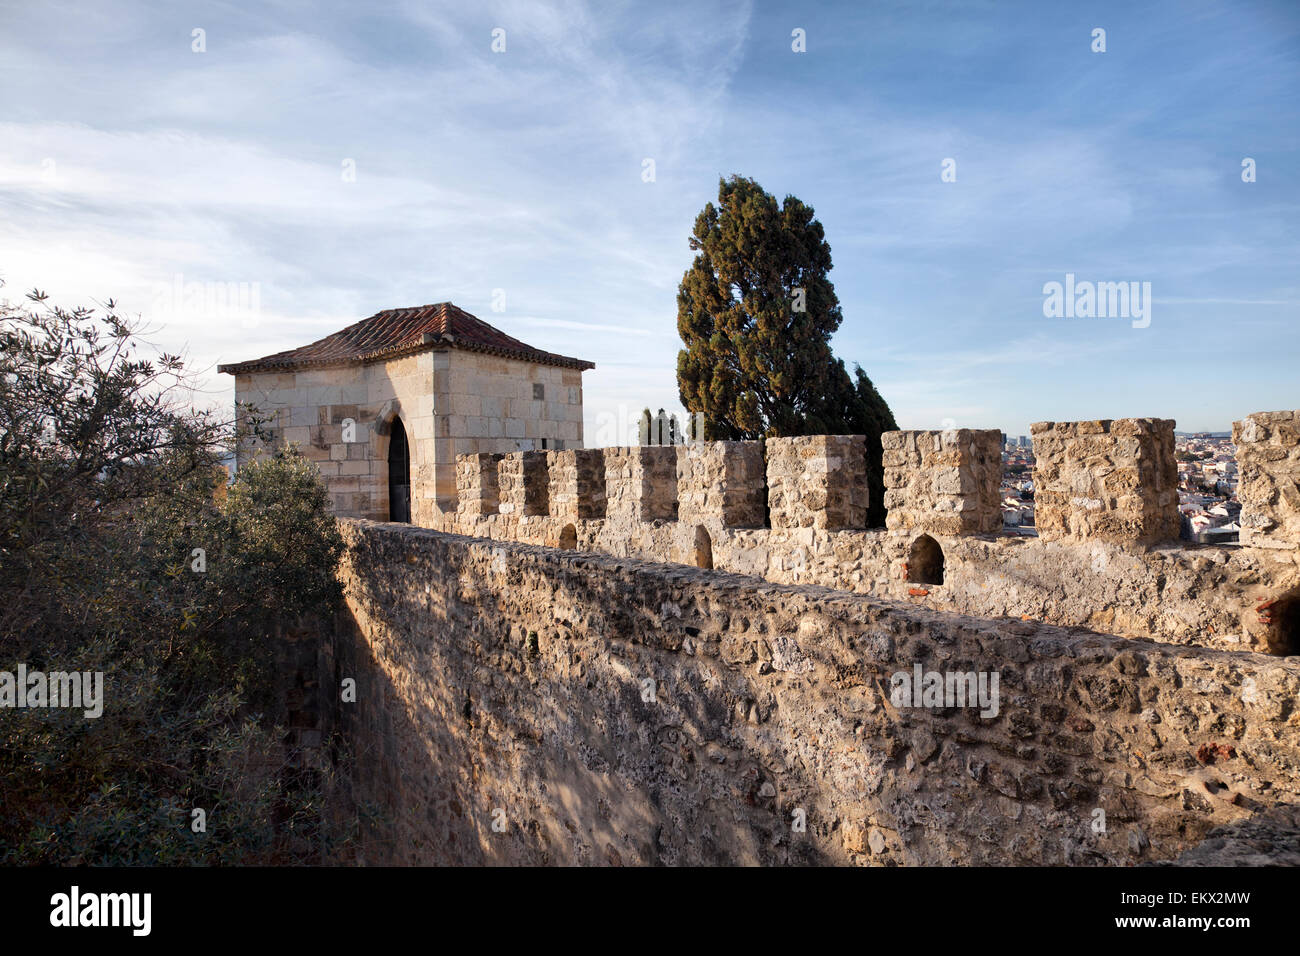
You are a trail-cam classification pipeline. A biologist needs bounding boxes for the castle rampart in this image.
[428,411,1300,657]
[497,450,549,517]
[547,449,607,522]
[675,440,766,530]
[1031,418,1179,544]
[1234,410,1300,549]
[456,452,504,516]
[767,435,869,531]
[334,518,1300,865]
[602,446,678,523]
[882,428,1002,536]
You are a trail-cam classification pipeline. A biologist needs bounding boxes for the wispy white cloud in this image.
[0,0,1296,438]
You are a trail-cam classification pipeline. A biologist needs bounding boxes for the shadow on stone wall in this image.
[331,540,841,865]
[327,521,1300,866]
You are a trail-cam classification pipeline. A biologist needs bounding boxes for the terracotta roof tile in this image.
[218,302,594,374]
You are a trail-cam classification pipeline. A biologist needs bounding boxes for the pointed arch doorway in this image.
[388,416,411,523]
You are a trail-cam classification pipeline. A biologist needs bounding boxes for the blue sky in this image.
[1,0,1297,440]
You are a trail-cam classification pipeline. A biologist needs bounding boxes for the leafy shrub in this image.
[0,286,349,864]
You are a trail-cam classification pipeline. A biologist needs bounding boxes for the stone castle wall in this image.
[767,435,869,531]
[676,440,767,530]
[1234,410,1300,550]
[603,447,678,523]
[497,450,548,517]
[547,449,607,522]
[1031,418,1179,544]
[437,417,1300,656]
[882,428,1002,536]
[456,453,504,517]
[334,519,1300,866]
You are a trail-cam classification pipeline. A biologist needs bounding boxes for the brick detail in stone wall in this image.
[766,435,868,531]
[1031,418,1178,544]
[1234,410,1300,549]
[498,451,549,516]
[676,441,766,529]
[604,447,678,523]
[882,429,1002,536]
[455,453,505,516]
[546,449,607,521]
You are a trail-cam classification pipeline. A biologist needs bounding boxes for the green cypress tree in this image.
[676,175,898,525]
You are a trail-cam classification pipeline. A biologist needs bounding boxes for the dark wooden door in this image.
[388,417,410,523]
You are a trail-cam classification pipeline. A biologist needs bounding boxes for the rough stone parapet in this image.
[767,435,868,531]
[547,449,607,521]
[1234,410,1300,549]
[676,441,766,529]
[604,446,678,523]
[498,451,549,516]
[882,429,1002,536]
[455,453,504,516]
[1031,418,1178,544]
[337,518,1300,866]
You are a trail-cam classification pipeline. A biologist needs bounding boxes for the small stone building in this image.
[219,302,593,525]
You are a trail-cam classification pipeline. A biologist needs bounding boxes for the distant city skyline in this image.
[1,0,1297,441]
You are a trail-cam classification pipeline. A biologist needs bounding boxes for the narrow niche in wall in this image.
[388,415,411,523]
[909,534,944,586]
[693,525,713,570]
[558,523,577,550]
[1263,587,1300,656]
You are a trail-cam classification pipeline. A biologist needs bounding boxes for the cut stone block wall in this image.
[1031,419,1178,544]
[767,435,868,531]
[604,447,678,523]
[232,353,437,524]
[230,348,587,523]
[498,451,549,517]
[434,350,586,508]
[881,429,1002,536]
[1234,410,1300,549]
[456,453,505,516]
[547,449,607,522]
[676,441,766,529]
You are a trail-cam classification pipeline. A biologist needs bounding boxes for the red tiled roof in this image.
[218,302,594,374]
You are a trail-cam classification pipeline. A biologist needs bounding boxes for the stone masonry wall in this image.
[882,429,1002,536]
[1031,418,1179,545]
[231,348,587,520]
[767,435,868,531]
[498,451,549,517]
[1234,410,1300,549]
[234,352,438,524]
[434,350,586,509]
[443,423,1300,655]
[676,440,766,530]
[603,447,678,523]
[456,453,504,517]
[335,520,1300,866]
[547,449,607,522]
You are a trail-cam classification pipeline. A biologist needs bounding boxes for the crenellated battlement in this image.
[546,448,607,521]
[602,446,677,523]
[1234,410,1300,549]
[455,452,504,516]
[432,411,1300,657]
[767,435,869,531]
[675,440,766,529]
[1031,418,1179,544]
[882,429,1002,536]
[496,450,548,516]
